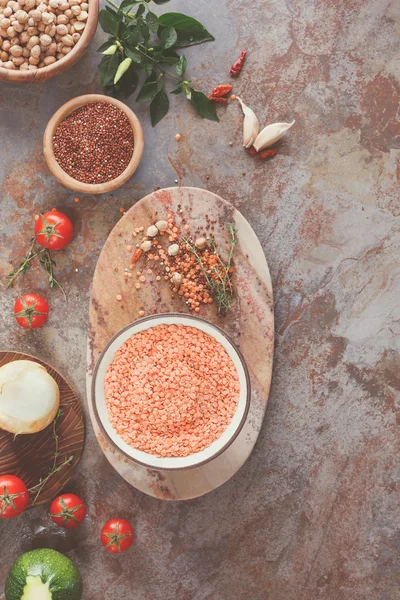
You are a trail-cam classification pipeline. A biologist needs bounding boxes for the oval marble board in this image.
[87,187,274,500]
[0,352,85,506]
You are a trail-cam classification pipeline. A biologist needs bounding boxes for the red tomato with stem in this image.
[101,518,134,553]
[14,294,49,329]
[0,475,29,519]
[50,493,87,529]
[34,210,73,251]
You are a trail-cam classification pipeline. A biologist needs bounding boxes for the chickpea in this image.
[60,32,72,46]
[0,49,8,60]
[2,38,10,50]
[12,21,24,32]
[6,25,14,36]
[19,30,29,43]
[71,31,79,43]
[55,40,61,51]
[69,0,80,5]
[61,44,70,54]
[26,26,37,35]
[36,2,47,11]
[55,50,62,58]
[0,0,7,6]
[41,11,54,24]
[0,16,10,27]
[43,54,55,64]
[80,1,87,9]
[27,63,37,69]
[19,61,29,69]
[3,6,12,16]
[21,46,29,56]
[64,8,71,18]
[24,0,35,9]
[58,0,68,10]
[4,59,15,68]
[37,21,45,31]
[73,20,84,31]
[55,23,67,35]
[45,40,56,54]
[10,35,20,45]
[70,4,79,15]
[28,53,38,63]
[9,43,22,55]
[39,32,51,46]
[26,34,38,47]
[29,9,41,20]
[44,23,55,36]
[56,13,67,24]
[49,0,58,6]
[14,9,28,22]
[12,54,24,64]
[0,27,7,37]
[29,43,40,56]
[76,9,86,20]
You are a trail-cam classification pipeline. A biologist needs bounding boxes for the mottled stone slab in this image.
[87,187,274,499]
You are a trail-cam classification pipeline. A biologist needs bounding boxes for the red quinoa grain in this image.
[53,102,134,185]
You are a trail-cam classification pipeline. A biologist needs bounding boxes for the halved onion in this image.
[0,360,60,435]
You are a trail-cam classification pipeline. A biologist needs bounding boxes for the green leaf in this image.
[98,53,121,87]
[170,84,183,95]
[123,27,139,47]
[150,89,169,126]
[158,13,214,47]
[190,89,219,122]
[152,0,171,4]
[175,54,187,76]
[160,26,177,49]
[146,10,159,34]
[97,39,116,52]
[105,5,118,16]
[120,0,139,11]
[136,3,145,17]
[136,80,159,102]
[125,46,141,63]
[98,9,120,37]
[137,18,150,42]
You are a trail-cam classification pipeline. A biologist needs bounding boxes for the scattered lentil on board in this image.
[105,324,240,457]
[53,102,134,184]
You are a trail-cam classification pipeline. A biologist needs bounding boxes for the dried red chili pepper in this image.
[209,96,229,103]
[230,50,247,77]
[208,84,233,98]
[258,148,279,159]
[130,248,143,267]
[247,146,258,156]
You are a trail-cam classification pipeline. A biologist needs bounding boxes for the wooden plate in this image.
[87,187,274,500]
[0,352,85,507]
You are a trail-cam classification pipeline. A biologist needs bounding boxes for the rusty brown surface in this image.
[0,0,399,598]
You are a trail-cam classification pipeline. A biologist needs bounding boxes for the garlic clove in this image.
[155,220,168,232]
[253,120,295,152]
[237,97,260,149]
[147,225,158,238]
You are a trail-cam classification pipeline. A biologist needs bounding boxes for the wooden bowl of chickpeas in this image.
[0,0,98,83]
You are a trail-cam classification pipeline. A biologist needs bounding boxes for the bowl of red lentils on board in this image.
[92,313,251,470]
[43,93,144,194]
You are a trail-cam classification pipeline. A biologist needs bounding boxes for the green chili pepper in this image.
[103,44,117,55]
[114,57,132,85]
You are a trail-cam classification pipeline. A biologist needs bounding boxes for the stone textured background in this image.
[0,0,399,598]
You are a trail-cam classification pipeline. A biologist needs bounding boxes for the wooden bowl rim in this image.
[0,0,99,83]
[43,94,145,195]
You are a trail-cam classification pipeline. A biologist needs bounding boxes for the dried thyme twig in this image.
[28,409,74,505]
[183,223,237,315]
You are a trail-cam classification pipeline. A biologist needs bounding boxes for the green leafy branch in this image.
[97,0,219,126]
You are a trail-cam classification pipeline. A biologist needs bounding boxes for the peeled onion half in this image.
[0,360,60,435]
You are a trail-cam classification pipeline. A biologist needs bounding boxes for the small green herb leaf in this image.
[98,8,120,37]
[175,54,187,76]
[190,89,219,121]
[171,84,183,95]
[160,26,177,50]
[137,18,150,42]
[123,27,140,47]
[99,53,121,87]
[150,89,169,126]
[136,80,160,102]
[120,0,139,10]
[158,13,214,47]
[146,10,159,33]
[152,0,171,4]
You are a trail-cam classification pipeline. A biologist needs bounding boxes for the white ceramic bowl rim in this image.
[91,314,251,471]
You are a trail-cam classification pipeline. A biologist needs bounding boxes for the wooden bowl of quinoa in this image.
[43,94,144,194]
[91,314,251,471]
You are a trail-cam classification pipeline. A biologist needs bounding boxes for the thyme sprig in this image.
[183,223,237,315]
[28,409,74,505]
[7,237,65,298]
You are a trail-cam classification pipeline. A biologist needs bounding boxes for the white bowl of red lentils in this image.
[92,314,250,470]
[43,94,144,195]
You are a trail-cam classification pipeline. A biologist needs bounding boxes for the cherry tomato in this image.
[14,294,49,329]
[0,475,29,519]
[101,518,134,554]
[50,493,87,529]
[34,210,73,251]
